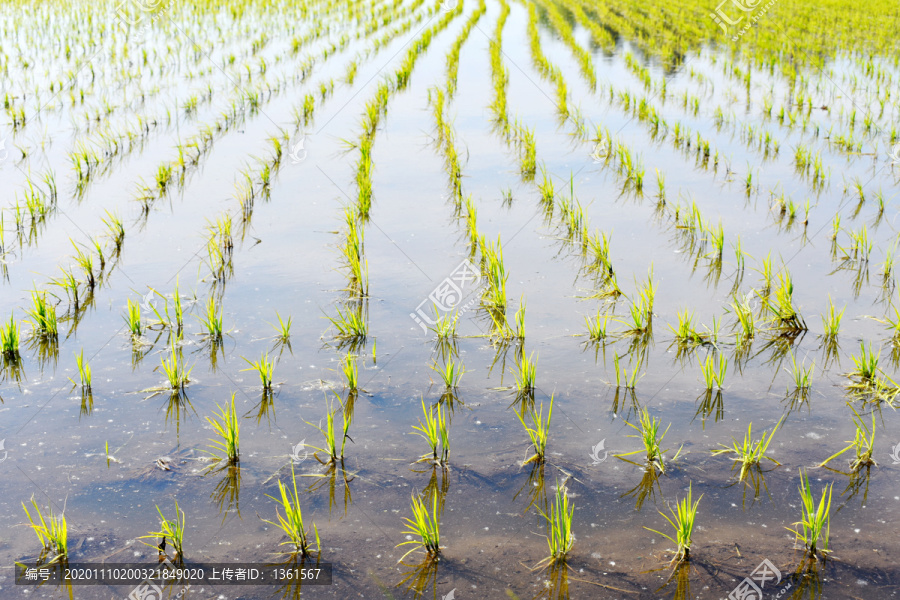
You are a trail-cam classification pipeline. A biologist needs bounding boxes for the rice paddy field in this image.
[3,0,900,598]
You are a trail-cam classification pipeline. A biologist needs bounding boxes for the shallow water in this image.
[1,0,900,598]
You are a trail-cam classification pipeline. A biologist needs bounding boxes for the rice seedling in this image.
[612,354,642,389]
[431,358,464,388]
[51,267,79,309]
[711,417,783,479]
[786,353,814,391]
[140,501,186,560]
[513,351,537,393]
[787,469,832,558]
[644,484,701,563]
[584,311,610,342]
[616,407,681,473]
[196,296,223,340]
[22,497,67,562]
[25,290,58,339]
[427,311,458,339]
[516,395,553,466]
[308,393,352,464]
[411,398,449,465]
[262,465,320,558]
[241,352,275,390]
[325,304,367,340]
[818,407,876,471]
[0,314,20,360]
[535,480,575,567]
[821,296,844,339]
[269,311,292,342]
[848,342,880,386]
[123,299,141,337]
[397,490,442,562]
[161,343,192,390]
[205,393,240,465]
[698,353,727,390]
[71,349,91,390]
[766,270,807,331]
[669,310,706,345]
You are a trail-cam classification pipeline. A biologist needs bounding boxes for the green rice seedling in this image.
[612,354,642,389]
[196,296,223,340]
[516,395,553,466]
[242,352,275,390]
[263,465,320,558]
[22,497,67,562]
[513,351,537,393]
[535,480,574,566]
[397,490,442,562]
[848,342,880,386]
[341,353,358,391]
[25,290,58,339]
[699,353,727,390]
[818,407,876,471]
[821,296,844,339]
[161,343,192,389]
[711,417,783,479]
[730,294,756,342]
[72,349,91,390]
[140,501,186,559]
[205,393,240,465]
[427,312,458,339]
[670,310,705,344]
[123,299,141,337]
[0,314,20,360]
[766,270,807,331]
[412,398,449,465]
[786,353,814,390]
[584,311,610,342]
[616,407,681,473]
[308,393,352,464]
[644,484,701,562]
[51,267,79,308]
[787,469,832,557]
[326,304,367,340]
[269,311,292,342]
[432,358,464,388]
[71,241,95,289]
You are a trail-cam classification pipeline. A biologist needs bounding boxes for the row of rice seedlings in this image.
[535,0,596,91]
[340,206,369,297]
[487,0,511,131]
[698,353,727,390]
[411,398,450,465]
[429,87,465,205]
[516,395,553,466]
[444,0,486,97]
[525,2,569,118]
[478,234,508,310]
[616,407,681,474]
[711,416,783,479]
[22,497,68,563]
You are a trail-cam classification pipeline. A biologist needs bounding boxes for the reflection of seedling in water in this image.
[644,484,701,563]
[22,496,68,563]
[263,465,321,558]
[711,417,783,480]
[615,407,682,474]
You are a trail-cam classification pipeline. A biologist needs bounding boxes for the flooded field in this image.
[1,0,900,598]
